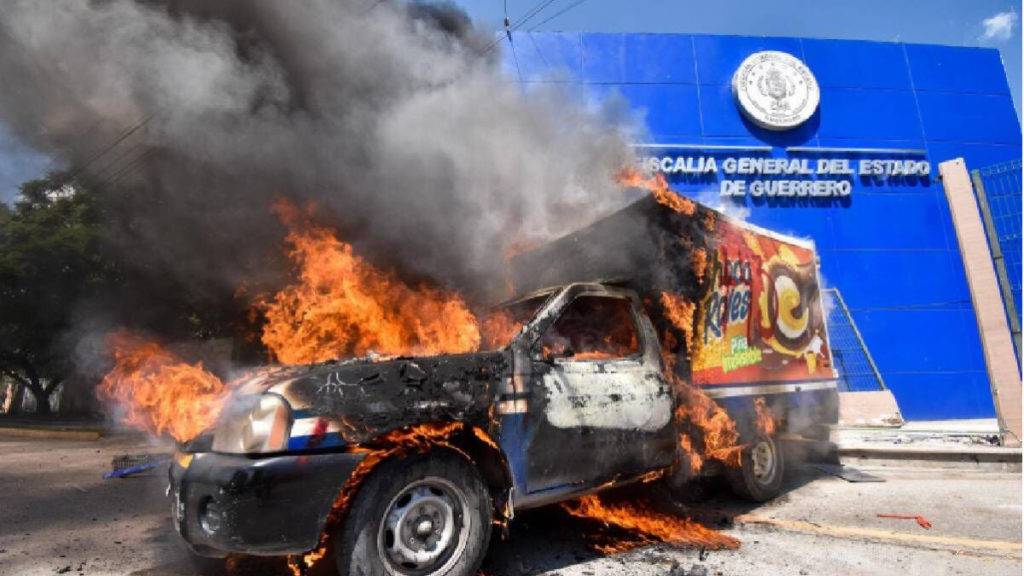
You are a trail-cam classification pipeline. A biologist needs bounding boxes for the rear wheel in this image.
[334,452,492,576]
[727,435,784,502]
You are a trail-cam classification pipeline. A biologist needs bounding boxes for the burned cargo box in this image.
[511,195,712,299]
[512,195,836,387]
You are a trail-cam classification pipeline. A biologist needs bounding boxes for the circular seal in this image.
[732,51,820,131]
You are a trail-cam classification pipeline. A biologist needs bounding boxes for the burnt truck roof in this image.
[510,195,706,299]
[494,280,635,310]
[510,194,816,300]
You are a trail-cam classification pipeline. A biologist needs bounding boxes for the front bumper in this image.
[168,450,366,557]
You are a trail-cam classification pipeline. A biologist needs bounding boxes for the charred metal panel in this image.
[257,352,509,448]
[169,451,366,556]
[512,285,677,496]
[714,386,839,439]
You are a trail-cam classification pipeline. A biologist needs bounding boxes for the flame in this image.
[96,201,491,444]
[471,424,501,452]
[616,167,696,215]
[479,309,523,350]
[692,248,708,283]
[654,292,743,471]
[96,331,229,443]
[561,494,739,554]
[260,201,481,364]
[286,546,328,576]
[678,434,703,475]
[659,292,695,356]
[703,209,717,232]
[572,350,623,361]
[675,385,743,468]
[754,396,776,437]
[503,237,544,260]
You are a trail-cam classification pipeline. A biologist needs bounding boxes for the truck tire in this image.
[726,435,784,502]
[334,451,492,576]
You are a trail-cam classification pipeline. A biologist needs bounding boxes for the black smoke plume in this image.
[0,0,639,358]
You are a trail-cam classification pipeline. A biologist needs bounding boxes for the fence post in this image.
[940,158,1021,447]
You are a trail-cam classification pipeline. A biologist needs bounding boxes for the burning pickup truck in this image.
[168,194,837,576]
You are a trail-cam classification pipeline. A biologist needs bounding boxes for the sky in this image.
[0,0,1020,202]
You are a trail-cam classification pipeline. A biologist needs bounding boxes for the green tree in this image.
[0,173,114,415]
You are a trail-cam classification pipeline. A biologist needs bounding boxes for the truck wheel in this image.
[334,451,492,576]
[727,435,784,502]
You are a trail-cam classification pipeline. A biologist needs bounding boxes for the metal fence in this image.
[825,288,886,392]
[970,159,1022,364]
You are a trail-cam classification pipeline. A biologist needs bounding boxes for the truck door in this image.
[525,292,674,493]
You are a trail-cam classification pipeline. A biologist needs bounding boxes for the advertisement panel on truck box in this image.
[691,218,835,387]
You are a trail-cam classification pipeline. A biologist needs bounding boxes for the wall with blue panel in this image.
[503,32,1022,420]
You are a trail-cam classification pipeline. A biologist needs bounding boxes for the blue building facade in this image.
[504,33,1022,420]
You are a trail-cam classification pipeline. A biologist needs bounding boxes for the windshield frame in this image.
[479,290,558,351]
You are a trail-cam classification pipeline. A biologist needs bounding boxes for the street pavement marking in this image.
[737,514,1023,557]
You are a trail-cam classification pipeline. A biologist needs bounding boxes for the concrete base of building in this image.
[785,417,1021,470]
[838,390,904,428]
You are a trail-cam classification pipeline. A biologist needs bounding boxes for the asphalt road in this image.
[0,434,1020,576]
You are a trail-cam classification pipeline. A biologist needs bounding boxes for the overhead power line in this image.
[480,0,560,55]
[104,148,157,186]
[505,0,524,83]
[64,114,153,183]
[526,0,591,32]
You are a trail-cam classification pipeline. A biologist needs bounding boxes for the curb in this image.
[782,436,1022,471]
[838,445,1022,471]
[0,425,104,441]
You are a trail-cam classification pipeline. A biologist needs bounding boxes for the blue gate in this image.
[970,160,1022,367]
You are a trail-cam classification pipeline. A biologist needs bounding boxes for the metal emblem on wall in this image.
[732,51,820,131]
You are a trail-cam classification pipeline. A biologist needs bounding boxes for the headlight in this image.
[212,393,291,454]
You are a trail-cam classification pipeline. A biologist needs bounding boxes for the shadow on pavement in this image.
[479,461,828,576]
[131,460,829,576]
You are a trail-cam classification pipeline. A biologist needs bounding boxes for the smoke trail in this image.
[0,0,639,321]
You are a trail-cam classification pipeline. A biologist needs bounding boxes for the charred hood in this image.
[261,351,510,445]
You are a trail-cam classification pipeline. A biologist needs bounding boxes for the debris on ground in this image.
[104,453,170,479]
[667,560,711,576]
[877,513,933,529]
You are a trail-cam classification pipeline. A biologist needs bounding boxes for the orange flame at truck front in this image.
[97,332,229,442]
[260,201,482,365]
